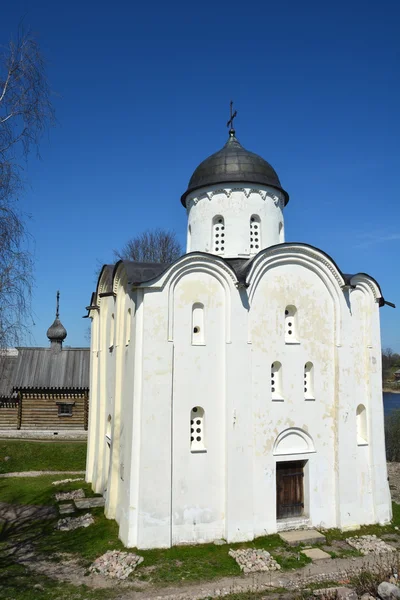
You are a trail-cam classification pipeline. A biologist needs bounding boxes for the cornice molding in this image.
[188,187,284,209]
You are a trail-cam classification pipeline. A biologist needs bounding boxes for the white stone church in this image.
[86,121,392,549]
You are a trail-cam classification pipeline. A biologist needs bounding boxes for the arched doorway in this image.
[273,428,315,520]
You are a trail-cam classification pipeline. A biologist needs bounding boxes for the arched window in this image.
[271,362,283,401]
[190,407,206,452]
[250,215,261,253]
[212,216,225,254]
[192,303,205,345]
[279,221,284,243]
[285,305,299,343]
[304,362,315,400]
[126,308,131,346]
[356,404,368,445]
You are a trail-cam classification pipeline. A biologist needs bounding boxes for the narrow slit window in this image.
[250,215,261,253]
[279,221,284,243]
[271,362,283,401]
[304,362,315,400]
[190,407,206,452]
[110,313,115,349]
[192,303,205,345]
[285,305,299,343]
[356,404,368,445]
[106,414,112,447]
[126,308,131,346]
[187,224,192,253]
[212,216,225,254]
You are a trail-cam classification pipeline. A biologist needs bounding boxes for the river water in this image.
[383,392,400,416]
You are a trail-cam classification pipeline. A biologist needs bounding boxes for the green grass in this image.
[0,440,87,474]
[0,475,96,505]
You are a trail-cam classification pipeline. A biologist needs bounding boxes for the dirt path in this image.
[17,550,400,599]
[0,470,85,478]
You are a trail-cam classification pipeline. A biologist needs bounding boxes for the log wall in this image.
[20,392,88,430]
[0,400,19,429]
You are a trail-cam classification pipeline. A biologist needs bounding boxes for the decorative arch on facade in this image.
[273,427,316,456]
[246,245,345,345]
[139,254,237,344]
[95,264,114,308]
[349,275,382,348]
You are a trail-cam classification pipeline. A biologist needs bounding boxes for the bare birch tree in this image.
[0,29,55,347]
[114,228,182,264]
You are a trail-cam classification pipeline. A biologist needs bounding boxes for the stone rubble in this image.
[89,550,144,580]
[58,503,75,515]
[56,512,94,531]
[346,534,396,555]
[52,477,85,486]
[228,548,281,573]
[54,488,85,501]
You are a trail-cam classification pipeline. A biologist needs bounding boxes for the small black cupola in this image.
[47,291,67,351]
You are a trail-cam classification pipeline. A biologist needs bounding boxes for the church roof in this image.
[181,131,289,206]
[0,347,89,397]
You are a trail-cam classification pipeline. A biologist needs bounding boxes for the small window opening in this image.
[250,215,261,253]
[356,404,368,445]
[271,362,283,401]
[285,305,299,344]
[212,216,225,254]
[190,406,206,452]
[304,362,315,400]
[187,224,192,253]
[58,403,73,416]
[192,303,205,345]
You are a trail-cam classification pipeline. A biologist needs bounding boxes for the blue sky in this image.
[1,0,399,350]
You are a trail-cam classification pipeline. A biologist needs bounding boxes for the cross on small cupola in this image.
[226,100,237,137]
[46,290,67,351]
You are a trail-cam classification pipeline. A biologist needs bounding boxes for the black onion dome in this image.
[181,131,289,206]
[47,318,67,342]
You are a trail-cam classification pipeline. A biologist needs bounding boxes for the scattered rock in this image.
[377,580,400,599]
[314,588,357,599]
[89,550,143,580]
[228,548,281,573]
[52,477,84,486]
[346,534,396,555]
[58,503,75,515]
[213,539,226,546]
[360,594,376,600]
[56,512,94,531]
[55,489,85,502]
[4,456,10,461]
[74,497,105,509]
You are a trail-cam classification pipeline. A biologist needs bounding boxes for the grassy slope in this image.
[0,475,96,505]
[0,440,87,474]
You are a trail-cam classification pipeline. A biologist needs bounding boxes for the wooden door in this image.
[276,461,305,519]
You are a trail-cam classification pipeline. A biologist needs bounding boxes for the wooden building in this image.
[0,293,89,431]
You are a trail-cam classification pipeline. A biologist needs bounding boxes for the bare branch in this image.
[0,27,55,348]
[113,228,182,264]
